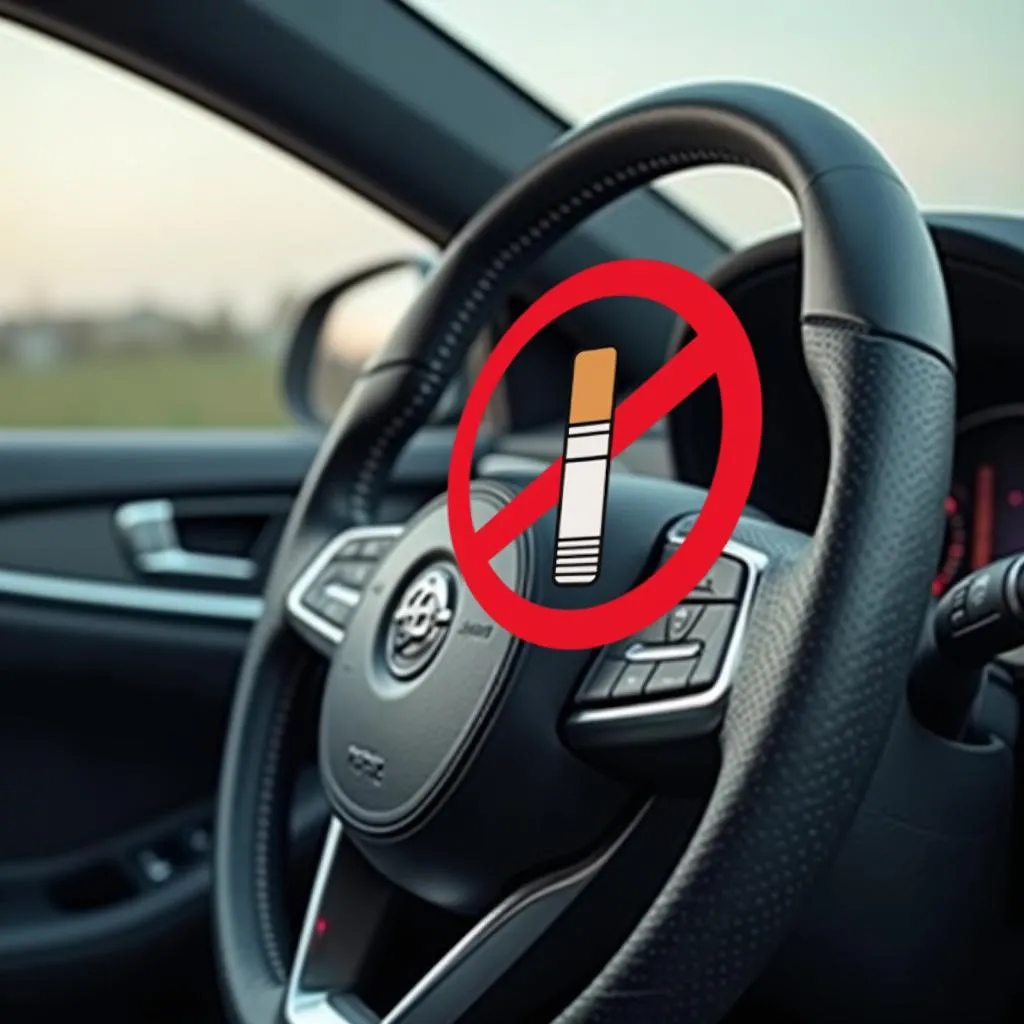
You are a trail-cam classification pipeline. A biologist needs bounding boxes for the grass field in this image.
[0,351,293,428]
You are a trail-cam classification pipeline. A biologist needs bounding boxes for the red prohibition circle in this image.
[447,258,762,651]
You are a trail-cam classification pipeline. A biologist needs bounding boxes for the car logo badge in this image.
[385,567,455,679]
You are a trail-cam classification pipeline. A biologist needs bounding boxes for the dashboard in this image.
[669,218,1024,607]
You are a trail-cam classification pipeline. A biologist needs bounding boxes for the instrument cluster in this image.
[935,405,1024,596]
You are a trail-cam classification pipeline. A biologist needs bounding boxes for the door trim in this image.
[0,568,263,622]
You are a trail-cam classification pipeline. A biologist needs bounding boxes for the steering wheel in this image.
[214,82,955,1024]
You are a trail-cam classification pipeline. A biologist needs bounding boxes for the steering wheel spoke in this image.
[286,818,390,1024]
[286,810,648,1024]
[563,532,768,789]
[285,525,405,656]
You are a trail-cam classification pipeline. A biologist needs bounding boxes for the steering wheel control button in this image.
[565,535,767,768]
[286,524,405,651]
[645,659,697,695]
[689,605,739,685]
[303,573,357,619]
[611,663,654,699]
[334,539,365,558]
[661,547,747,602]
[942,569,1001,640]
[385,566,457,680]
[575,659,624,705]
[320,597,354,629]
[666,603,704,642]
[333,560,377,589]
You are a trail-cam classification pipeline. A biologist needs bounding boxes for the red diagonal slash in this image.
[474,331,717,560]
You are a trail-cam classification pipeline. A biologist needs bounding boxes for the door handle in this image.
[114,500,258,582]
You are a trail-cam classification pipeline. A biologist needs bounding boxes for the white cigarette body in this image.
[553,348,617,586]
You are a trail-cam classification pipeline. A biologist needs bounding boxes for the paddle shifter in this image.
[911,553,1024,739]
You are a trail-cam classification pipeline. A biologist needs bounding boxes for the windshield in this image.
[406,0,1024,247]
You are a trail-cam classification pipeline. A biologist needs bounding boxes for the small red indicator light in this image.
[1009,489,1023,508]
[314,918,328,938]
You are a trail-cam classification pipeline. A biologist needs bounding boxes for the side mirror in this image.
[283,255,467,428]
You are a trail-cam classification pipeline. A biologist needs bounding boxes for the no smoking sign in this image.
[447,259,762,651]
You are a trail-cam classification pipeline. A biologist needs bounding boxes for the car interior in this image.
[1,1,1022,1023]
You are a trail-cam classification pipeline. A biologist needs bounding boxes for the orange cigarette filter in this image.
[568,347,617,424]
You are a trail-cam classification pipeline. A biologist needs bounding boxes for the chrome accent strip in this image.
[285,525,404,646]
[568,532,768,727]
[136,547,258,581]
[0,567,263,621]
[624,640,701,663]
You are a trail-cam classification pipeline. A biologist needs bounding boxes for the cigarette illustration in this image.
[553,346,618,586]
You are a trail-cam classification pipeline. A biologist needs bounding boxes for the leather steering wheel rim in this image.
[214,81,956,1024]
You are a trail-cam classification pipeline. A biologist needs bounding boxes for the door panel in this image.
[0,426,465,1020]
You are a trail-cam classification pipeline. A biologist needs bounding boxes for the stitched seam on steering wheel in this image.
[349,146,752,522]
[253,665,300,984]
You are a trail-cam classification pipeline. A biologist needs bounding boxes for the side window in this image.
[0,20,433,428]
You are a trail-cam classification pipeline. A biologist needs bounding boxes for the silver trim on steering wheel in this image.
[285,806,650,1024]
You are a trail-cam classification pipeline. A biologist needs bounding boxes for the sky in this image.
[1,0,1022,322]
